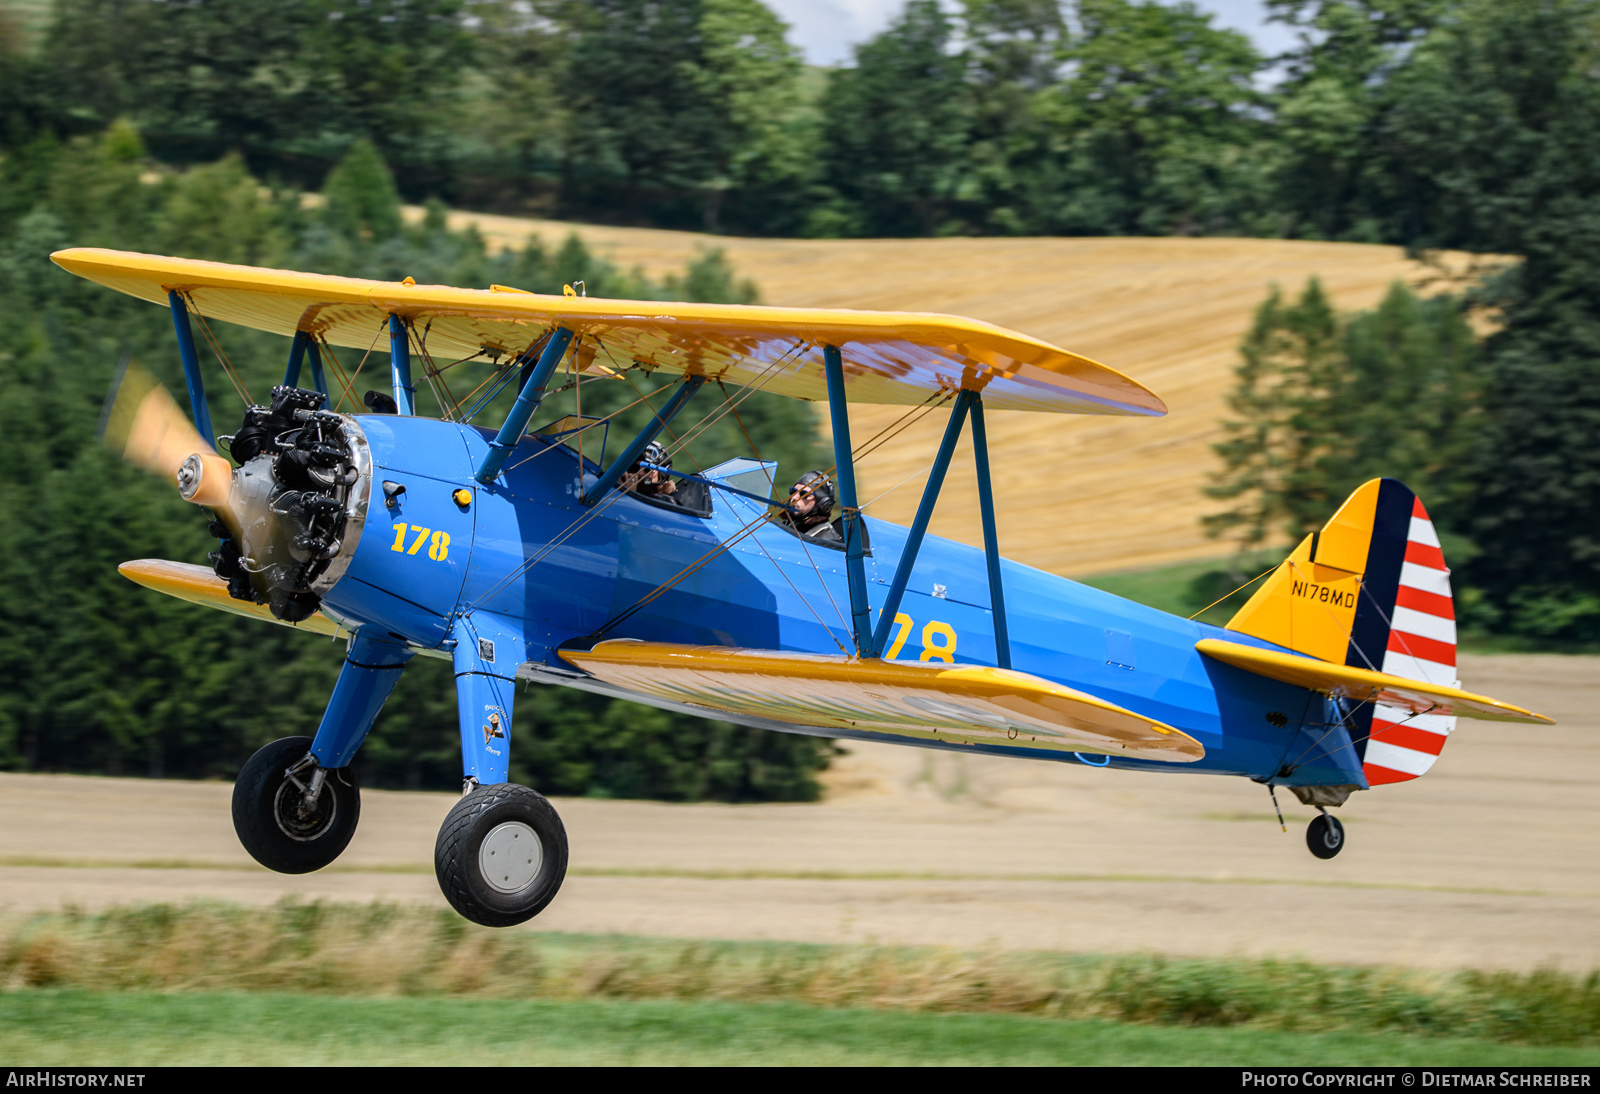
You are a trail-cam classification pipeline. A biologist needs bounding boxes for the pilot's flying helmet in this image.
[790,471,834,520]
[632,441,671,473]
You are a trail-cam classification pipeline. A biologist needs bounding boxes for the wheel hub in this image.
[479,821,543,893]
[273,779,337,842]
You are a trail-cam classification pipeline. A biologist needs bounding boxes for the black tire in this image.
[232,736,360,874]
[434,783,568,928]
[1306,813,1345,859]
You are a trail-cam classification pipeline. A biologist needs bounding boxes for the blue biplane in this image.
[56,247,1551,927]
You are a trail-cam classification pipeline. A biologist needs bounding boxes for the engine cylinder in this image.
[209,387,371,622]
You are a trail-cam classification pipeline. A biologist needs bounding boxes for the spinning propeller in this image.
[100,360,236,514]
[100,362,368,622]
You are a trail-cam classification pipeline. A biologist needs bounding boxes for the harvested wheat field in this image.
[2,653,1594,973]
[421,208,1492,575]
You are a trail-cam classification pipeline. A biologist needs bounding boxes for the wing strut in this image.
[475,328,572,483]
[167,290,214,445]
[283,330,309,388]
[388,314,416,415]
[282,330,329,396]
[824,344,877,656]
[970,395,1011,669]
[868,389,1012,669]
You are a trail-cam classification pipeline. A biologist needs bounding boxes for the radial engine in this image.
[206,387,371,622]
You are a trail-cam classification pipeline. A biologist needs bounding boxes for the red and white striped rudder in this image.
[1362,495,1458,785]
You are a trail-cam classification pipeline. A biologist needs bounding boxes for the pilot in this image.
[621,441,679,503]
[780,471,842,543]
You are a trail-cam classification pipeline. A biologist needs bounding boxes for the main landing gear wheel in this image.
[435,783,568,928]
[232,736,361,874]
[1306,811,1345,859]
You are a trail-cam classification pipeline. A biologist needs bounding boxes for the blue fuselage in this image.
[320,415,1363,790]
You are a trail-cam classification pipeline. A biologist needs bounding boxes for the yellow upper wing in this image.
[51,248,1166,416]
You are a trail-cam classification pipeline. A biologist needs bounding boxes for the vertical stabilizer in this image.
[1225,479,1458,785]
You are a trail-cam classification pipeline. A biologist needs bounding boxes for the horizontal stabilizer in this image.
[559,641,1204,761]
[119,559,345,638]
[1195,638,1552,724]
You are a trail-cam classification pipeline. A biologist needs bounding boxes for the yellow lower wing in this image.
[119,559,346,638]
[559,641,1204,761]
[1195,638,1552,724]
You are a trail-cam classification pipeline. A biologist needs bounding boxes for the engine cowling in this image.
[209,386,371,622]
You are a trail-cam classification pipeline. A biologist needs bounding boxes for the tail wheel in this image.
[435,783,568,928]
[232,736,360,874]
[1306,812,1345,859]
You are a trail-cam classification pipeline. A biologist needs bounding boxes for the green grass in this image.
[3,990,1596,1067]
[2,903,1597,1048]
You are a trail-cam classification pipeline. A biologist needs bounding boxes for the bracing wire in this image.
[313,335,360,413]
[456,360,519,424]
[1186,561,1280,621]
[326,322,386,413]
[860,463,936,510]
[850,389,952,465]
[744,531,853,656]
[590,503,799,639]
[499,385,659,475]
[619,368,705,472]
[182,293,253,407]
[790,531,854,641]
[650,344,810,464]
[716,378,762,461]
[472,364,775,607]
[407,320,460,420]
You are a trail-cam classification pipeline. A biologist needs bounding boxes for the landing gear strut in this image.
[431,613,569,926]
[1306,809,1345,859]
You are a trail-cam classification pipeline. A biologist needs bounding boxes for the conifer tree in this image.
[322,140,404,242]
[1208,279,1479,553]
[1206,279,1342,551]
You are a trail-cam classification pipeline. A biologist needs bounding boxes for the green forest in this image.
[1,0,1598,793]
[0,130,831,793]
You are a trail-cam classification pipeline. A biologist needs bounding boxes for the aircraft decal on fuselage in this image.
[482,708,506,755]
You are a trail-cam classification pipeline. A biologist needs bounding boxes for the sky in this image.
[764,0,1302,67]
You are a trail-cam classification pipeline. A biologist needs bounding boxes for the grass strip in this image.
[0,901,1596,1047]
[0,856,1562,898]
[4,990,1597,1066]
